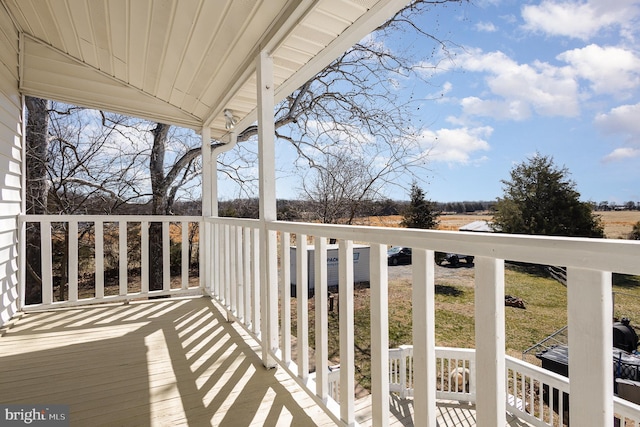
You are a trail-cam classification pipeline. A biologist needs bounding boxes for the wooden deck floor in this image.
[0,296,533,427]
[0,296,335,427]
[354,394,532,427]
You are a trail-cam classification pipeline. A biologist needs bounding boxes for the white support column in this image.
[257,49,278,368]
[567,268,613,426]
[474,257,505,427]
[412,249,436,427]
[201,126,212,292]
[339,239,355,426]
[370,243,389,427]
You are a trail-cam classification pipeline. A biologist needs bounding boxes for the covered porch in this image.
[7,214,640,426]
[2,1,640,426]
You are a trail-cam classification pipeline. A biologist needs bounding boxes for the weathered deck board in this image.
[0,297,335,427]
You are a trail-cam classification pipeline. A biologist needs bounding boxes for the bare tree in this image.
[301,150,392,225]
[137,0,466,204]
[25,0,467,294]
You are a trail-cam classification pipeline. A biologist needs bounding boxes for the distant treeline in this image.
[215,199,496,221]
[57,197,639,219]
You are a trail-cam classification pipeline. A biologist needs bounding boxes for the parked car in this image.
[387,246,412,266]
[436,252,474,266]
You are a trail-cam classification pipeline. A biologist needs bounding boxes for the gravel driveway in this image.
[387,262,476,288]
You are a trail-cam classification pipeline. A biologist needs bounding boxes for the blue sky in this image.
[216,0,640,204]
[393,0,640,203]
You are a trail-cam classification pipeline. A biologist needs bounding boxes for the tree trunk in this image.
[148,123,170,291]
[25,97,50,304]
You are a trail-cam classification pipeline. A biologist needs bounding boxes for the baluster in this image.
[68,220,78,302]
[315,236,328,400]
[296,233,309,380]
[370,243,389,426]
[339,239,354,425]
[281,232,291,364]
[181,221,188,290]
[41,220,52,304]
[119,221,127,296]
[243,226,252,327]
[162,221,170,291]
[141,221,149,294]
[95,221,104,299]
[412,248,436,426]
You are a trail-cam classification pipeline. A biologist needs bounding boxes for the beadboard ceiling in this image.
[2,0,407,139]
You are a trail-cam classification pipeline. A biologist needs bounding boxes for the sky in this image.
[212,0,640,205]
[383,0,640,204]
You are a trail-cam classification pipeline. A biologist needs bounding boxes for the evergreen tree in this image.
[492,153,604,238]
[401,182,440,229]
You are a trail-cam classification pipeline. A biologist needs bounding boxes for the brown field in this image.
[357,211,640,239]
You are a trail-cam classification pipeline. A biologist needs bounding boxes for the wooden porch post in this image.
[567,268,613,426]
[474,257,506,427]
[257,49,278,368]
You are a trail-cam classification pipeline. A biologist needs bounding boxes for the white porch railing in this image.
[202,217,640,427]
[388,346,476,402]
[19,215,203,309]
[19,214,640,427]
[383,345,640,427]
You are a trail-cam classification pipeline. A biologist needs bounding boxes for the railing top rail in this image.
[22,214,640,275]
[257,219,640,275]
[203,216,260,226]
[20,214,202,222]
[505,355,570,390]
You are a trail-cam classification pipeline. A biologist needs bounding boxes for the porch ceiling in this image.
[2,0,408,140]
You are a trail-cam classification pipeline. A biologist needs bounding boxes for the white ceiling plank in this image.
[142,0,173,96]
[87,1,113,75]
[172,0,226,96]
[48,0,82,59]
[67,0,98,68]
[127,0,151,88]
[154,0,199,101]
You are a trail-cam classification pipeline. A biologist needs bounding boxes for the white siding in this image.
[0,5,21,328]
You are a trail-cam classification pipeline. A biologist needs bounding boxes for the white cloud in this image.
[455,50,579,119]
[595,103,640,161]
[595,103,640,139]
[603,147,640,162]
[417,126,492,164]
[475,21,497,32]
[521,0,640,41]
[558,44,640,96]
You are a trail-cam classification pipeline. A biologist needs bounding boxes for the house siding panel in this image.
[0,6,21,328]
